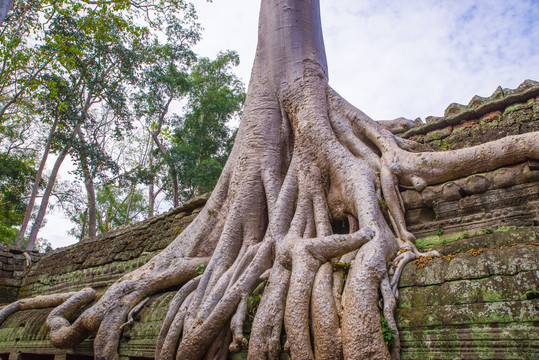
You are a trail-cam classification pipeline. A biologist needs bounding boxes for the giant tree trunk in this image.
[4,1,538,359]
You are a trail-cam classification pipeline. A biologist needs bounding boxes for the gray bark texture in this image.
[0,0,12,25]
[1,0,538,359]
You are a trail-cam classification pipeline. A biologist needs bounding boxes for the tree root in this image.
[2,33,537,360]
[156,277,201,358]
[312,262,343,360]
[0,289,94,327]
[46,288,97,348]
[229,294,248,353]
[380,274,400,360]
[119,296,150,331]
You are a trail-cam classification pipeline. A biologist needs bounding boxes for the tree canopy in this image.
[0,0,245,248]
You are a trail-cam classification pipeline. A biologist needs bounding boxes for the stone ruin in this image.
[0,80,538,359]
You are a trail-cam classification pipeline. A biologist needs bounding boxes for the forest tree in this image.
[1,0,538,359]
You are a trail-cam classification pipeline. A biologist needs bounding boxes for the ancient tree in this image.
[2,0,538,359]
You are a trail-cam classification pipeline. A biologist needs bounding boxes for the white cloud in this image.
[320,0,539,119]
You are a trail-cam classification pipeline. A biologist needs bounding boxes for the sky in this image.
[42,0,539,249]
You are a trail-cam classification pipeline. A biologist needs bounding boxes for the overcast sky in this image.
[42,0,539,249]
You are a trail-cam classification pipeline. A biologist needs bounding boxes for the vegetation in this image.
[0,0,245,248]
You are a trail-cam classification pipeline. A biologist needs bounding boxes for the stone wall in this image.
[18,194,208,300]
[402,79,539,150]
[398,228,539,360]
[0,244,40,305]
[400,80,539,239]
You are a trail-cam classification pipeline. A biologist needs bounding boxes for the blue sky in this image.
[43,0,539,248]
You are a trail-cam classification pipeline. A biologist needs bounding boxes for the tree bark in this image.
[77,129,97,240]
[148,141,155,218]
[26,132,75,250]
[80,208,88,242]
[151,93,180,208]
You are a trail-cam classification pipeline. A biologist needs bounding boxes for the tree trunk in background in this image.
[16,116,59,248]
[77,129,97,240]
[26,139,72,250]
[80,208,88,242]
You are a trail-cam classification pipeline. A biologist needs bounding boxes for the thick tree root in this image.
[0,289,94,327]
[46,288,97,348]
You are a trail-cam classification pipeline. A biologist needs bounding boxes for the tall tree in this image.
[134,40,198,208]
[7,1,539,359]
[171,51,245,198]
[13,0,199,247]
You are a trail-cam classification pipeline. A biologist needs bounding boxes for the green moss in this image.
[503,102,531,115]
[378,198,388,212]
[424,127,452,142]
[415,226,522,251]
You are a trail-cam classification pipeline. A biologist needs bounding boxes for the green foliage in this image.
[195,263,206,275]
[476,227,494,235]
[0,154,37,243]
[171,51,245,198]
[64,183,148,239]
[380,316,396,347]
[1,0,245,243]
[243,284,265,338]
[334,261,352,284]
[378,198,388,212]
[96,185,147,233]
[334,261,351,270]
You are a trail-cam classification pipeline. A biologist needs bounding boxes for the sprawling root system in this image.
[3,72,535,360]
[2,1,538,359]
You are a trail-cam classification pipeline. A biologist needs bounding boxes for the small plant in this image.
[476,227,494,235]
[334,261,351,270]
[436,228,444,236]
[334,261,352,285]
[378,198,388,212]
[243,292,263,338]
[247,293,262,315]
[380,316,396,347]
[195,263,206,275]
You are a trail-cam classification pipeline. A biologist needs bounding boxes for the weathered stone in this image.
[401,190,423,210]
[420,186,439,208]
[441,182,461,201]
[424,126,452,142]
[462,174,489,194]
[445,103,468,116]
[479,110,502,124]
